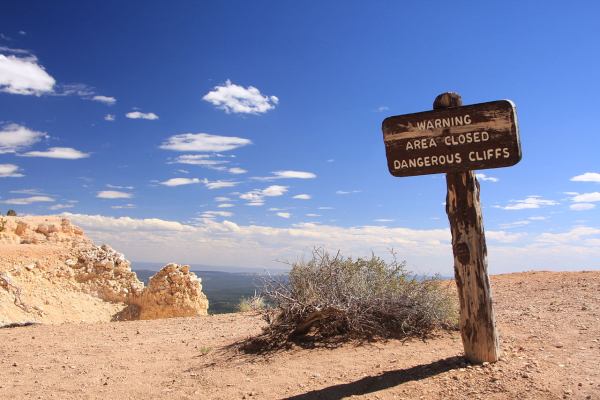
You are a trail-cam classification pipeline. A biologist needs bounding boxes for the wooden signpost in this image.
[382,92,521,364]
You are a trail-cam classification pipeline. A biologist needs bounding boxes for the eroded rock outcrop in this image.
[0,216,209,325]
[0,215,92,246]
[132,263,209,319]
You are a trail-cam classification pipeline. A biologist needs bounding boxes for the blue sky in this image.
[1,1,599,275]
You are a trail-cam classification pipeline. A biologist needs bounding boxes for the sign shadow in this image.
[280,356,462,400]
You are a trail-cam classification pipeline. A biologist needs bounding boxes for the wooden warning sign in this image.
[382,100,521,177]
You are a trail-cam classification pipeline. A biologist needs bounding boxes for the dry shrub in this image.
[246,248,458,349]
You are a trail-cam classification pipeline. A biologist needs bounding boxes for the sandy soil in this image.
[1,270,599,400]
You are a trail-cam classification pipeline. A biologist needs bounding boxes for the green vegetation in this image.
[236,293,269,312]
[7,210,16,216]
[246,248,458,349]
[198,346,212,355]
[0,218,5,232]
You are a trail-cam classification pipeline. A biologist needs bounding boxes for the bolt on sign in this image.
[382,100,521,177]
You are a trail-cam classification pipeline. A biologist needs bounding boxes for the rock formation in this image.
[0,215,209,326]
[133,263,209,320]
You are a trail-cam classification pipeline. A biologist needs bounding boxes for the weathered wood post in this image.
[434,92,500,363]
[381,92,521,364]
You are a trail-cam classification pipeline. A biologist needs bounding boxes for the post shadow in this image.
[280,356,463,400]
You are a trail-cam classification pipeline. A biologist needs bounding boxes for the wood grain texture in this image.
[435,92,501,363]
[382,99,520,177]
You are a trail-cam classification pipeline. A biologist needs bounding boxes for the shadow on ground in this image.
[280,356,461,400]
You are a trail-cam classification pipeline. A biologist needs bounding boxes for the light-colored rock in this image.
[0,216,210,325]
[133,263,209,320]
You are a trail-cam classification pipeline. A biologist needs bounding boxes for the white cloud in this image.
[570,203,595,211]
[199,211,234,218]
[107,184,134,189]
[486,231,527,243]
[203,179,241,190]
[536,226,600,245]
[111,204,136,209]
[502,196,559,210]
[48,204,74,210]
[19,147,90,159]
[202,79,278,114]
[374,106,389,112]
[336,190,361,195]
[571,192,600,203]
[0,196,54,204]
[498,220,530,229]
[306,214,321,217]
[125,111,159,120]
[105,114,116,121]
[0,164,24,177]
[217,203,235,208]
[293,194,311,199]
[277,212,291,218]
[529,216,549,220]
[0,54,55,95]
[229,167,247,174]
[92,95,116,105]
[475,173,499,182]
[571,172,600,183]
[215,197,231,202]
[169,154,229,166]
[318,207,334,210]
[0,123,48,153]
[375,219,394,222]
[262,185,288,197]
[252,170,317,181]
[160,133,251,153]
[160,177,200,187]
[60,213,600,275]
[97,191,133,199]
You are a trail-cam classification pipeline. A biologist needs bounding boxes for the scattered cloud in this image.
[202,79,278,114]
[229,167,247,174]
[252,170,317,181]
[536,226,600,245]
[293,194,311,199]
[277,212,291,218]
[529,216,549,220]
[19,147,90,159]
[336,190,361,194]
[486,231,527,243]
[0,53,56,95]
[374,106,389,112]
[168,154,229,166]
[105,114,116,121]
[217,203,235,208]
[476,173,499,182]
[571,192,600,203]
[97,190,133,199]
[0,196,54,204]
[501,196,559,210]
[0,123,48,153]
[203,179,241,190]
[160,133,251,152]
[306,214,321,217]
[318,207,334,210]
[125,111,159,120]
[198,211,234,218]
[111,204,136,209]
[92,95,116,105]
[160,177,200,187]
[215,197,231,202]
[570,203,595,211]
[498,220,531,229]
[240,185,288,205]
[375,219,394,222]
[48,204,74,210]
[0,164,24,177]
[571,172,600,183]
[107,184,134,189]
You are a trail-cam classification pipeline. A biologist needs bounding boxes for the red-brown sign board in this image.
[382,100,521,177]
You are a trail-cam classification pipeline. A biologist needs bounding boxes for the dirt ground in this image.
[1,270,599,400]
